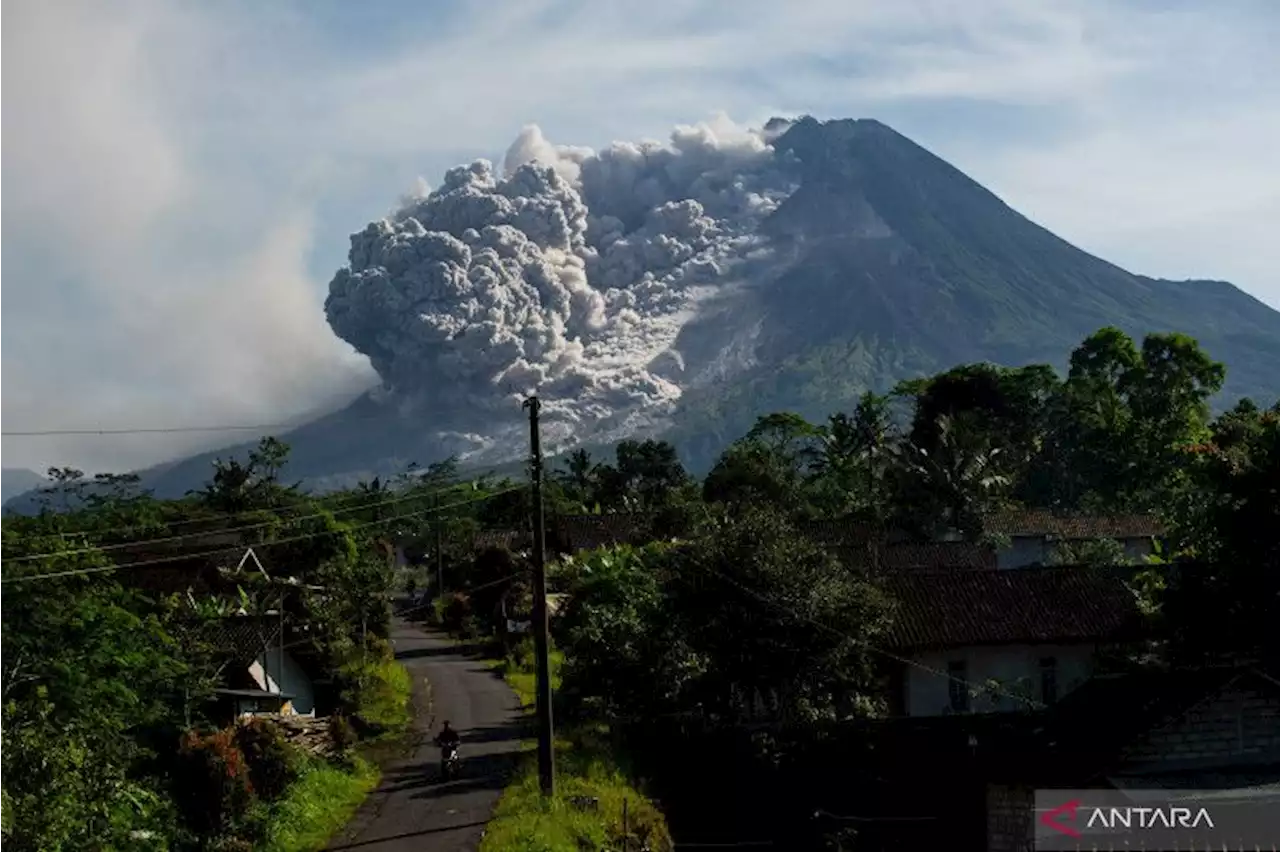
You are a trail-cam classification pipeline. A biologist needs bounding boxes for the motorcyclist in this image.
[434,721,461,761]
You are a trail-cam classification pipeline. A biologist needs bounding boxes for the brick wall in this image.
[986,783,1035,852]
[1121,682,1280,765]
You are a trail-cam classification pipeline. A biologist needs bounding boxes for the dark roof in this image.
[982,510,1165,539]
[170,616,282,665]
[473,528,532,551]
[882,564,1145,650]
[551,513,652,553]
[799,518,886,546]
[880,542,996,572]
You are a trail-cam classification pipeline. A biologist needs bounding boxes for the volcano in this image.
[15,116,1280,504]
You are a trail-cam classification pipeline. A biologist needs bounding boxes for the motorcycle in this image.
[440,743,460,780]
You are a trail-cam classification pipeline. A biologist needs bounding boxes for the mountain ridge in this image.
[7,115,1278,509]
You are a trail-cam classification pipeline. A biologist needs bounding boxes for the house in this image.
[172,614,318,721]
[984,665,1280,852]
[881,565,1148,716]
[113,536,277,600]
[551,513,653,554]
[979,510,1165,569]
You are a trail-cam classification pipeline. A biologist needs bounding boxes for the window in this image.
[1039,656,1058,706]
[947,660,969,713]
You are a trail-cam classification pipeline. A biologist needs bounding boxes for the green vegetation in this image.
[5,324,1278,850]
[257,756,379,852]
[482,639,670,852]
[1,441,529,851]
[340,656,412,736]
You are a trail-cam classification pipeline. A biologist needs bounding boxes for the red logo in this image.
[1041,799,1082,838]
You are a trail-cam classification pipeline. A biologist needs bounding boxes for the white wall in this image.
[996,537,1048,569]
[903,643,1096,716]
[996,536,1156,569]
[248,650,317,716]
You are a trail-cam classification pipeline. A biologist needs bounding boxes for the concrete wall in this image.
[904,643,1095,716]
[987,784,1036,852]
[1119,680,1280,769]
[248,650,317,716]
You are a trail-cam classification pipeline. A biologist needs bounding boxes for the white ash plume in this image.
[325,114,797,449]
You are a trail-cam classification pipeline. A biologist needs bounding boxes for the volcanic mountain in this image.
[10,116,1279,505]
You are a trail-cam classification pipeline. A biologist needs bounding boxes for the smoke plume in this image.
[325,115,797,453]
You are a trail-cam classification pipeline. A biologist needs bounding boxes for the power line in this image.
[3,479,526,564]
[2,423,305,437]
[0,486,524,585]
[29,462,519,541]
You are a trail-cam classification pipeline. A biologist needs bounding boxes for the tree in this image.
[2,542,192,851]
[553,448,599,506]
[888,413,1011,539]
[595,440,691,512]
[811,393,893,518]
[675,507,892,724]
[1163,401,1280,663]
[194,437,298,513]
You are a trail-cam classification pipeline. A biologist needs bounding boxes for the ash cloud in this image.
[324,115,797,452]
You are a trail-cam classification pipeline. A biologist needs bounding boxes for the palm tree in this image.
[891,414,1010,540]
[555,448,598,504]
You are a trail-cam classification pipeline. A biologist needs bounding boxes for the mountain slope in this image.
[9,116,1279,505]
[2,468,48,505]
[663,118,1280,468]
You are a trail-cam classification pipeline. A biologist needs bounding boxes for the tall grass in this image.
[480,638,672,852]
[257,756,379,852]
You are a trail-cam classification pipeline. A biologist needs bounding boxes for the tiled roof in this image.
[113,542,245,596]
[879,542,996,572]
[882,565,1146,650]
[981,510,1164,539]
[551,513,652,553]
[170,616,282,665]
[473,528,532,551]
[800,519,886,546]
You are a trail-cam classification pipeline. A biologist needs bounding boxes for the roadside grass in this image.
[480,639,673,852]
[343,656,414,737]
[257,755,380,852]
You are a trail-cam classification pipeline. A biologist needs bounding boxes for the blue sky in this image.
[3,0,1278,473]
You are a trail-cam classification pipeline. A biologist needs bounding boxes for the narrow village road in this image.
[326,614,524,852]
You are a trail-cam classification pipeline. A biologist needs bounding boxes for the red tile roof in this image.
[981,510,1164,539]
[882,565,1146,650]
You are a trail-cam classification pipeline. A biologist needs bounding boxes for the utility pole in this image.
[523,395,555,797]
[434,494,445,605]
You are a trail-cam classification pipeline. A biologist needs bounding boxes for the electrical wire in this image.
[23,462,520,542]
[0,486,524,585]
[2,479,528,564]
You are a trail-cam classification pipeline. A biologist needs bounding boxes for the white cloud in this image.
[3,0,1277,474]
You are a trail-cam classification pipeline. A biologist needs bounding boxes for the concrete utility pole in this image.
[523,395,556,797]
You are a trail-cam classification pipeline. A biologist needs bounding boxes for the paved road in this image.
[326,616,524,852]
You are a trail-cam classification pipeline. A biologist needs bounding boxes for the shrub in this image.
[328,714,357,763]
[442,592,472,631]
[337,658,412,737]
[235,720,300,802]
[173,728,256,836]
